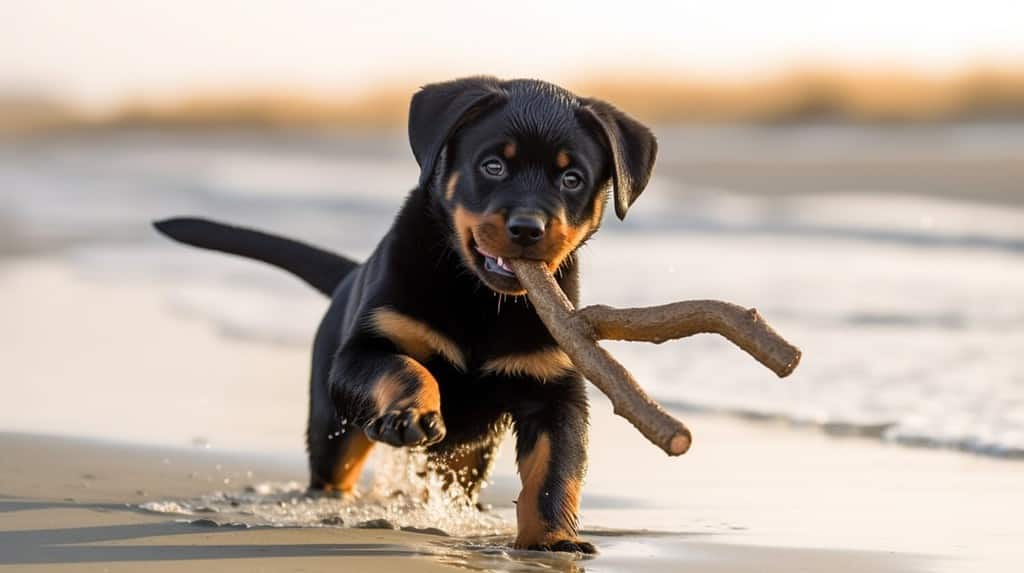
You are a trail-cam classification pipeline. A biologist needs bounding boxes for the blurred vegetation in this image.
[3,67,1024,135]
[580,67,1024,123]
[0,91,78,134]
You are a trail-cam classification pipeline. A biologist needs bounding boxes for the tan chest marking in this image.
[482,348,574,382]
[371,307,466,371]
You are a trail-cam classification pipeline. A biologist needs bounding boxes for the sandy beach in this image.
[5,2,1024,569]
[3,258,1022,572]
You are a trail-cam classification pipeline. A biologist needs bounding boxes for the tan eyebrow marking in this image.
[555,151,570,169]
[503,142,517,159]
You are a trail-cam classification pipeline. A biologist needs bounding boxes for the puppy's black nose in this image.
[507,214,546,246]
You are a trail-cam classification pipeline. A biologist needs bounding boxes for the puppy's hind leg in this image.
[307,295,376,495]
[307,397,375,495]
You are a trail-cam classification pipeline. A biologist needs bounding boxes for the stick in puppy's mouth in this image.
[508,258,803,456]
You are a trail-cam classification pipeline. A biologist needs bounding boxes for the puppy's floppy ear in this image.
[409,76,507,189]
[580,100,658,220]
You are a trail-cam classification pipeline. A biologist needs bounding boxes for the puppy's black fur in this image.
[155,77,657,553]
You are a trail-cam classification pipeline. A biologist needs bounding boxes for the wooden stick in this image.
[508,259,802,456]
[576,302,801,377]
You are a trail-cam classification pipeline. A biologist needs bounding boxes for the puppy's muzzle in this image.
[506,212,546,247]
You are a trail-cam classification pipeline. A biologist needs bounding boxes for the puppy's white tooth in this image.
[497,257,504,266]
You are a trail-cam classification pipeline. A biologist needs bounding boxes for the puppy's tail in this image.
[153,217,358,297]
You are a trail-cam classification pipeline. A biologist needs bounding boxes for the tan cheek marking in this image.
[372,307,466,371]
[456,206,512,257]
[514,433,552,548]
[555,151,570,169]
[503,142,517,159]
[542,190,609,273]
[453,205,527,293]
[452,205,477,268]
[482,348,574,382]
[444,171,460,202]
[472,215,510,255]
[544,215,592,272]
[453,205,484,248]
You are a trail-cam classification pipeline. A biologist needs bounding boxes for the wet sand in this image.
[1,431,928,573]
[0,432,456,573]
[2,259,1022,572]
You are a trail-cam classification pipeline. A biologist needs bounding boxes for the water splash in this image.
[138,447,510,537]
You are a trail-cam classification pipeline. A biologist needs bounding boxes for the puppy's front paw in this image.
[364,409,446,447]
[528,539,597,555]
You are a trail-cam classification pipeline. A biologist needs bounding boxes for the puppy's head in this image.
[409,77,657,295]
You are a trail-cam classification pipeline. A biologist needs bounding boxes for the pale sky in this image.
[2,0,1023,110]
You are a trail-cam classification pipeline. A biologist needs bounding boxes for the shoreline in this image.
[4,254,1022,464]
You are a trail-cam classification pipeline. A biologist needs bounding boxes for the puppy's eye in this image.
[560,170,584,191]
[480,158,506,178]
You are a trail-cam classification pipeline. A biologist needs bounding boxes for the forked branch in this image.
[509,259,802,456]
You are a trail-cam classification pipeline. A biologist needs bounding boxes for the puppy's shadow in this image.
[0,498,429,566]
[0,499,125,514]
[0,497,607,571]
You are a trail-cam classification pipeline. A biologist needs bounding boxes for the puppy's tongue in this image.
[494,256,514,273]
[475,246,515,276]
[483,255,515,275]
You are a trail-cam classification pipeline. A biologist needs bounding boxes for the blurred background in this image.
[2,1,1023,459]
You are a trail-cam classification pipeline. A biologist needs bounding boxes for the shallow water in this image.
[3,125,1023,457]
[139,447,508,537]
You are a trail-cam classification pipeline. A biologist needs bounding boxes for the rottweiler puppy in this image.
[155,76,656,553]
